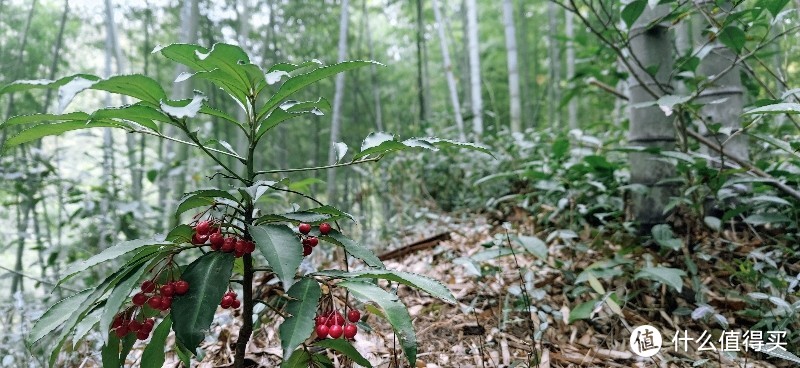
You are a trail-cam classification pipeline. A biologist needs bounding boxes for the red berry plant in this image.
[2,43,485,367]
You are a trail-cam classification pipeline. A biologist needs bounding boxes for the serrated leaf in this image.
[141,315,172,368]
[257,60,379,121]
[60,239,171,285]
[338,281,416,366]
[171,252,235,350]
[314,338,371,367]
[28,289,93,345]
[279,278,321,361]
[99,259,152,344]
[0,73,100,95]
[314,269,455,304]
[256,98,331,139]
[91,104,174,132]
[90,74,167,104]
[175,189,238,218]
[621,0,646,28]
[249,224,302,291]
[319,229,384,268]
[2,112,90,128]
[3,120,128,149]
[744,102,800,114]
[634,266,686,292]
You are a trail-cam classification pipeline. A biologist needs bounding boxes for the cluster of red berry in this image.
[132,279,189,311]
[298,222,332,256]
[220,290,241,309]
[192,220,255,258]
[315,309,360,339]
[111,314,156,340]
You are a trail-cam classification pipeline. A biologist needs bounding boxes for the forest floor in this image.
[105,214,794,367]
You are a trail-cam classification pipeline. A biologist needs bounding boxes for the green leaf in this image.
[257,61,378,120]
[634,266,686,292]
[621,0,647,28]
[90,74,167,104]
[1,112,90,128]
[314,339,372,367]
[60,239,171,285]
[568,299,599,323]
[314,269,455,304]
[166,224,194,243]
[175,189,238,218]
[3,120,128,149]
[101,333,121,368]
[28,289,93,345]
[160,94,206,118]
[338,281,416,366]
[744,213,792,225]
[141,315,172,368]
[171,251,235,350]
[352,133,492,160]
[249,224,303,291]
[762,0,790,17]
[718,26,746,53]
[256,98,331,139]
[651,224,682,251]
[99,258,154,344]
[279,278,321,361]
[0,73,100,95]
[319,229,384,268]
[515,235,548,260]
[73,306,102,343]
[744,102,800,114]
[283,349,311,368]
[91,104,174,132]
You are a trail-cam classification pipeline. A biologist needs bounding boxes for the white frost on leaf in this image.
[265,70,290,85]
[160,94,206,118]
[58,77,96,113]
[333,142,348,162]
[360,131,395,152]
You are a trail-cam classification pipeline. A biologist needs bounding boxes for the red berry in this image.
[328,324,343,338]
[326,312,345,326]
[136,330,150,340]
[209,232,224,250]
[128,320,141,332]
[316,316,328,325]
[132,293,148,306]
[303,236,319,247]
[148,296,162,309]
[174,280,190,295]
[344,324,357,339]
[160,296,173,310]
[319,222,332,235]
[141,280,156,293]
[192,232,209,245]
[226,291,238,298]
[234,249,245,258]
[298,223,312,234]
[302,245,313,256]
[347,310,361,323]
[195,220,212,235]
[112,315,125,329]
[221,237,236,252]
[244,240,255,253]
[115,326,128,337]
[142,319,155,332]
[221,295,234,309]
[160,284,174,297]
[231,299,241,309]
[235,239,247,253]
[316,324,329,338]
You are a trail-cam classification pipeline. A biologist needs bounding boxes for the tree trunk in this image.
[415,0,428,125]
[693,1,748,164]
[517,1,532,128]
[159,0,199,231]
[626,4,677,229]
[465,0,483,137]
[502,0,522,133]
[565,9,577,130]
[326,0,350,205]
[432,0,465,140]
[547,2,561,128]
[363,0,383,132]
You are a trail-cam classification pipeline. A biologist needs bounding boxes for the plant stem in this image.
[233,96,259,368]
